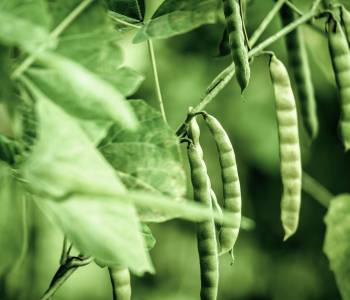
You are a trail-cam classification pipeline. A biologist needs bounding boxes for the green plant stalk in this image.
[302,172,333,208]
[176,0,323,136]
[249,0,288,47]
[147,40,167,122]
[11,0,94,79]
[40,256,92,300]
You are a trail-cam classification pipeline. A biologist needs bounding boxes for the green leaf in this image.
[0,0,51,28]
[324,194,350,300]
[20,79,126,198]
[0,162,26,276]
[142,224,156,250]
[36,195,154,275]
[48,0,143,95]
[99,100,186,222]
[26,52,138,129]
[134,0,219,43]
[0,10,53,52]
[107,0,145,21]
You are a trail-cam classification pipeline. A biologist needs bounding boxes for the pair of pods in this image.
[187,112,241,300]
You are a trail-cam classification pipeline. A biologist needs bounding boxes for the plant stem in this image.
[249,0,288,47]
[176,1,324,136]
[40,256,92,300]
[248,8,319,57]
[302,172,333,208]
[108,12,141,29]
[11,0,94,79]
[147,40,167,123]
[286,1,303,16]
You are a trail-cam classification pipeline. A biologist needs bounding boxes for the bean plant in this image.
[0,0,350,299]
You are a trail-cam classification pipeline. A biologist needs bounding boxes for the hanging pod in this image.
[269,54,302,240]
[222,0,250,91]
[108,267,132,300]
[202,113,241,255]
[327,16,350,151]
[280,4,319,140]
[187,117,219,300]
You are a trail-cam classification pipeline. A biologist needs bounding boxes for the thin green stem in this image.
[40,256,92,300]
[147,40,167,123]
[11,0,94,79]
[176,1,323,137]
[286,1,303,16]
[249,0,288,47]
[108,12,141,29]
[302,172,333,208]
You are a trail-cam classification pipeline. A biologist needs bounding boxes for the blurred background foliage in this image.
[2,0,350,299]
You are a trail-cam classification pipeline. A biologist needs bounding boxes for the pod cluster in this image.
[186,112,242,299]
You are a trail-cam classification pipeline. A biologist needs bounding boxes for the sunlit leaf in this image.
[134,0,220,43]
[36,194,154,275]
[324,194,350,300]
[21,79,126,198]
[99,100,186,222]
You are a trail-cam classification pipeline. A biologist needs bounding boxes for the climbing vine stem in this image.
[176,0,323,137]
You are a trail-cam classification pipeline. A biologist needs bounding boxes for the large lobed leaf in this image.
[27,52,138,129]
[134,0,220,43]
[324,194,350,300]
[99,100,187,222]
[20,81,153,274]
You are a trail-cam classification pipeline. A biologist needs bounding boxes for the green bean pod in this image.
[222,0,250,91]
[189,114,224,225]
[203,114,241,255]
[280,5,318,139]
[328,18,350,150]
[187,127,219,300]
[341,6,350,46]
[108,267,131,300]
[269,55,302,240]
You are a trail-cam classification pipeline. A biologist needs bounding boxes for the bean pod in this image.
[341,6,350,46]
[203,114,241,255]
[269,54,302,240]
[187,123,219,300]
[280,5,318,139]
[222,0,250,91]
[328,17,350,150]
[108,267,132,300]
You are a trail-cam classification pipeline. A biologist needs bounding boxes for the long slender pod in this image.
[340,6,350,45]
[203,114,241,255]
[222,0,250,91]
[269,54,302,240]
[187,116,219,300]
[280,4,319,139]
[327,17,350,150]
[108,267,131,300]
[188,112,223,220]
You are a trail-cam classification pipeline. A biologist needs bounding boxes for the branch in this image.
[147,40,167,123]
[40,256,92,300]
[249,0,288,47]
[11,0,94,79]
[176,1,324,137]
[302,172,334,208]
